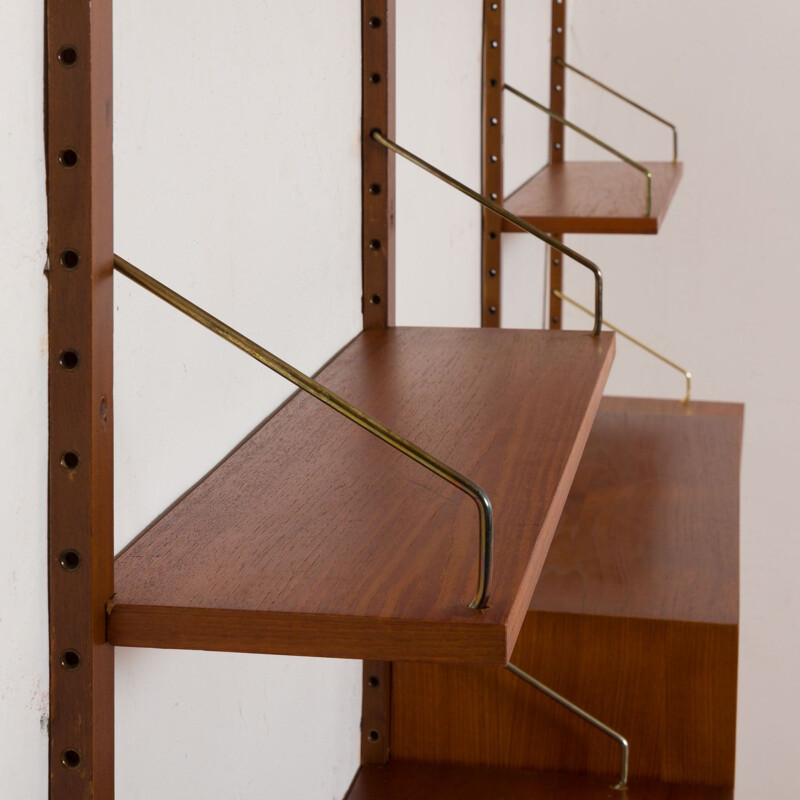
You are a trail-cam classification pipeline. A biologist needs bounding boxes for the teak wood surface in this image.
[346,763,733,800]
[108,327,614,664]
[47,0,115,797]
[391,397,742,786]
[532,396,743,623]
[503,161,683,234]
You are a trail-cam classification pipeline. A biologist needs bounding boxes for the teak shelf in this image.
[346,763,733,800]
[108,327,614,664]
[503,161,683,235]
[384,397,742,790]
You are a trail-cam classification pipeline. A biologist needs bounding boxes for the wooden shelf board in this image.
[502,161,683,234]
[108,327,614,664]
[345,763,732,800]
[532,396,743,624]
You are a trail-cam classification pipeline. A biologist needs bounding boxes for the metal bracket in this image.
[113,255,494,610]
[507,661,629,791]
[371,131,603,335]
[554,289,692,402]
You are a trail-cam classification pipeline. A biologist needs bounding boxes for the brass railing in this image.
[554,289,691,403]
[504,83,653,216]
[507,661,629,791]
[555,58,678,162]
[113,255,495,610]
[371,130,603,334]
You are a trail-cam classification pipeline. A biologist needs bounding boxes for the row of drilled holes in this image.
[485,2,502,314]
[366,14,384,309]
[55,39,84,775]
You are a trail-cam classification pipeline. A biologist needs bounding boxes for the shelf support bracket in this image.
[554,289,691,402]
[507,661,629,791]
[370,131,603,334]
[113,255,494,610]
[555,57,678,162]
[504,83,653,217]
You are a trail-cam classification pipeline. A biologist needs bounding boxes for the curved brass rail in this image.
[371,130,603,335]
[504,83,652,217]
[507,662,629,791]
[113,255,495,610]
[554,289,691,403]
[555,58,678,162]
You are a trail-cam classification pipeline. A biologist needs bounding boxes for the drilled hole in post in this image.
[60,451,80,471]
[58,46,78,66]
[367,676,380,688]
[59,550,81,571]
[59,249,80,270]
[368,16,382,28]
[489,232,497,240]
[370,72,381,84]
[61,749,81,769]
[368,730,380,742]
[61,650,81,670]
[59,350,79,370]
[59,149,79,168]
[369,183,381,195]
[369,239,381,251]
[490,79,497,87]
[370,295,381,305]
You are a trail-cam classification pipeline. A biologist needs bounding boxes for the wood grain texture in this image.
[108,327,614,664]
[47,1,115,797]
[346,763,733,800]
[503,161,683,234]
[362,0,395,329]
[532,396,743,624]
[392,612,738,786]
[481,0,503,326]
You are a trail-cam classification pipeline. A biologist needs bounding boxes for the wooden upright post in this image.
[481,0,504,326]
[548,0,566,329]
[46,1,115,797]
[362,0,396,330]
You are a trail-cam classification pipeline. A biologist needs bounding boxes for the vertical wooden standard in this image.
[362,0,396,330]
[481,0,504,327]
[548,0,566,329]
[46,1,115,797]
[360,0,396,765]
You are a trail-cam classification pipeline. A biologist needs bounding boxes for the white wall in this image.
[3,1,799,798]
[0,3,49,798]
[112,2,362,798]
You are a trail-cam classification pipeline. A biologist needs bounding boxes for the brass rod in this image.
[554,289,691,403]
[504,83,652,217]
[370,130,603,335]
[507,662,629,791]
[555,58,678,161]
[113,255,494,610]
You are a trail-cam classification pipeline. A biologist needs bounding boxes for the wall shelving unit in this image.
[481,0,683,329]
[45,1,739,798]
